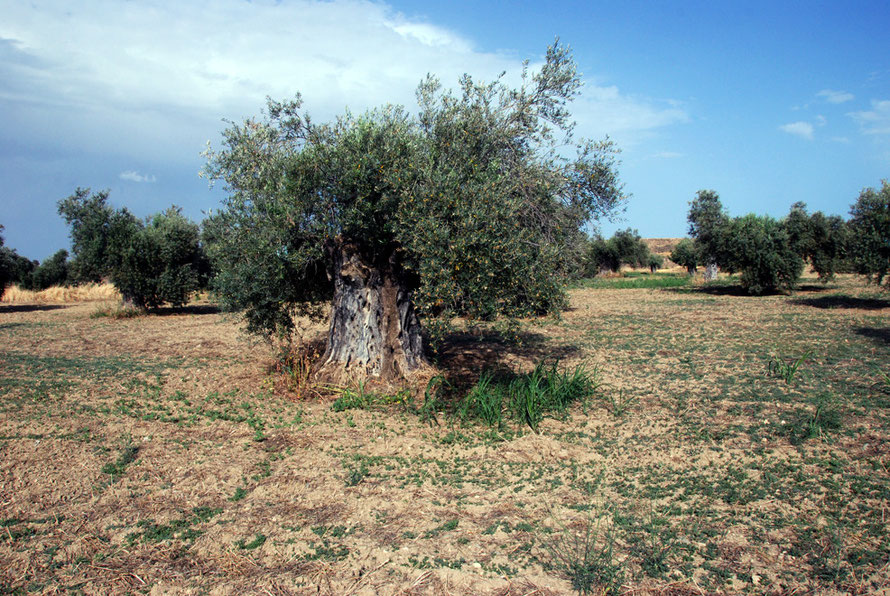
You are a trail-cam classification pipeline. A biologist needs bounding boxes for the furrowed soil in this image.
[1,274,888,595]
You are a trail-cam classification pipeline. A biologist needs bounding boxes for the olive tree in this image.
[58,190,208,308]
[670,238,698,275]
[688,189,730,280]
[848,180,890,288]
[784,202,849,282]
[203,42,626,381]
[725,214,803,294]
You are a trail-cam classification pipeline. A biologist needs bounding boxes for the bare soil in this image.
[1,275,888,594]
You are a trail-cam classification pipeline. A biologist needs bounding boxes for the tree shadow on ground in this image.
[855,327,890,346]
[432,328,581,389]
[792,296,890,310]
[665,284,752,297]
[149,304,221,316]
[0,304,69,313]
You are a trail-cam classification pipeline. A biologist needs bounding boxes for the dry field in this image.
[1,274,888,595]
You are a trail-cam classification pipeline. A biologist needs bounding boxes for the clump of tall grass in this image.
[457,361,600,432]
[1,283,120,304]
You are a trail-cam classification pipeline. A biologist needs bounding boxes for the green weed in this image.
[235,533,267,550]
[540,506,624,595]
[768,349,813,384]
[101,441,139,480]
[457,361,599,432]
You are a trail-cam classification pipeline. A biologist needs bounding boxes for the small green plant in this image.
[785,393,843,444]
[540,507,624,595]
[235,533,267,550]
[101,440,139,480]
[344,460,369,486]
[331,382,410,412]
[603,389,637,418]
[418,374,448,425]
[229,487,247,502]
[768,349,813,384]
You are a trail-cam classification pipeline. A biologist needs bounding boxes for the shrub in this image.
[725,214,804,294]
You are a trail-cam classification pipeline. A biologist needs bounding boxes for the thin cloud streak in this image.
[817,89,854,104]
[779,121,815,140]
[119,171,157,183]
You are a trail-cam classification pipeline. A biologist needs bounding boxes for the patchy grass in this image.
[0,274,888,594]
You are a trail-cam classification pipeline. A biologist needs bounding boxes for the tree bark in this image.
[320,241,425,382]
[703,262,718,281]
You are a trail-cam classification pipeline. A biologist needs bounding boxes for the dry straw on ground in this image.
[1,274,888,594]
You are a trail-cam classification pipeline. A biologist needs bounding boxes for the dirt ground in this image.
[1,274,888,594]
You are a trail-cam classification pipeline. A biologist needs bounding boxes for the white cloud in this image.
[120,170,157,183]
[849,100,890,136]
[815,114,827,127]
[817,89,854,104]
[779,121,814,140]
[0,0,686,157]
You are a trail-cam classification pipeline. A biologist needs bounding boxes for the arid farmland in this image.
[1,273,888,595]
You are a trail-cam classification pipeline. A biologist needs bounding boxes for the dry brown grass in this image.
[1,273,888,594]
[1,282,120,304]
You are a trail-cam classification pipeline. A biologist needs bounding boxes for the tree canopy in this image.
[848,180,890,288]
[203,41,627,380]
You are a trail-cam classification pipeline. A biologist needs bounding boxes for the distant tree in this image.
[648,253,664,273]
[725,214,803,294]
[586,235,621,275]
[58,190,208,308]
[111,207,207,309]
[688,190,730,280]
[611,228,650,269]
[784,202,849,282]
[30,249,70,290]
[848,181,890,288]
[0,226,37,294]
[203,41,626,381]
[585,229,653,276]
[670,238,699,275]
[0,225,12,294]
[57,188,117,283]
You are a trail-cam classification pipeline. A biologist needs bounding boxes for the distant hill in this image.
[644,238,685,257]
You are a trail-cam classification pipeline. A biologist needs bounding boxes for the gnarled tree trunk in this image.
[319,241,425,382]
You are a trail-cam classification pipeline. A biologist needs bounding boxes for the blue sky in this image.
[1,0,888,261]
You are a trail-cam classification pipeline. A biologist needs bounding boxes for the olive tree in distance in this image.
[203,41,626,382]
[848,180,890,288]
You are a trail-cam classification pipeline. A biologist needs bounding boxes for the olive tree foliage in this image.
[58,189,208,308]
[111,208,208,309]
[724,214,803,294]
[670,238,699,275]
[202,41,626,380]
[785,201,850,282]
[585,228,652,275]
[0,225,13,293]
[848,181,890,288]
[57,188,120,283]
[688,189,731,279]
[0,226,37,294]
[30,249,70,290]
